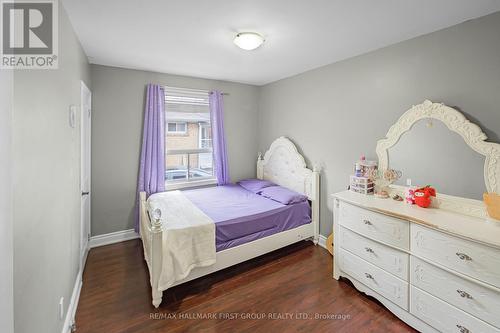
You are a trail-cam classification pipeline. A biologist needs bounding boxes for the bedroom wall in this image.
[258,11,500,236]
[12,5,91,333]
[90,65,259,236]
[0,70,13,333]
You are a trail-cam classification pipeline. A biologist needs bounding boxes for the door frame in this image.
[80,80,91,275]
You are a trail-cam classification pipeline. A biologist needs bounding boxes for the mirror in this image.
[376,100,500,206]
[389,119,486,200]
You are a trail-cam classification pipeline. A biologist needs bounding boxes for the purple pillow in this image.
[237,179,275,193]
[259,186,308,205]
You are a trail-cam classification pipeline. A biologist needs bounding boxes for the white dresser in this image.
[333,191,500,333]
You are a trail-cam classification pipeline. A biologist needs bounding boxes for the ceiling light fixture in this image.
[233,32,264,51]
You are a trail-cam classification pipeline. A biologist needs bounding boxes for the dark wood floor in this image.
[76,239,416,333]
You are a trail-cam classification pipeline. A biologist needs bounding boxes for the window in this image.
[167,122,187,134]
[164,86,215,187]
[199,123,212,149]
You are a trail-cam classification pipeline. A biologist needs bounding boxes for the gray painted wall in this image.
[91,65,259,236]
[258,11,500,236]
[12,6,91,333]
[0,69,13,333]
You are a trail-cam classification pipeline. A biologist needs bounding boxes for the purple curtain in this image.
[209,91,230,185]
[135,84,165,232]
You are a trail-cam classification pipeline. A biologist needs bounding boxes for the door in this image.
[80,81,91,273]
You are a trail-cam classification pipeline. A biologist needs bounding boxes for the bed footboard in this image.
[139,191,164,308]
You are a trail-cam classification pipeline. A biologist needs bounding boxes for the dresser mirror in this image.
[376,100,500,218]
[388,118,485,200]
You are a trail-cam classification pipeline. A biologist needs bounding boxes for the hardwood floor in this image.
[76,239,416,333]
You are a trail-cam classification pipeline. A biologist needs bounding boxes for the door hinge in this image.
[70,323,77,332]
[87,233,91,241]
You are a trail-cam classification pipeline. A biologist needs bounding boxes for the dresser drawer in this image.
[411,257,500,328]
[339,202,409,250]
[339,226,409,280]
[411,224,500,288]
[338,248,408,309]
[411,286,500,333]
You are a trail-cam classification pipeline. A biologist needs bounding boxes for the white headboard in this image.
[257,136,319,201]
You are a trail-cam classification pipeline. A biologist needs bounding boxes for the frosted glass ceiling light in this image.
[233,32,264,50]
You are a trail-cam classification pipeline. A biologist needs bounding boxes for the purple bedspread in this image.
[182,184,311,251]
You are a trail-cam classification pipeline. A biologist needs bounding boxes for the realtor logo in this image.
[1,0,58,69]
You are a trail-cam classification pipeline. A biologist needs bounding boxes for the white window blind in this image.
[165,86,209,106]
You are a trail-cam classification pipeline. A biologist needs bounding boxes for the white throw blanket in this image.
[147,191,216,291]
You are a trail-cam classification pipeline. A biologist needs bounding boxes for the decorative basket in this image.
[484,193,500,221]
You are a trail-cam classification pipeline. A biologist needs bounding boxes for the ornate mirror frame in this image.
[376,100,500,218]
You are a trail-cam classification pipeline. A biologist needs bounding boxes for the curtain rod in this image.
[210,91,230,96]
[163,85,229,96]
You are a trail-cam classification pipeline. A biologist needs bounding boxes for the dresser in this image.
[333,191,500,333]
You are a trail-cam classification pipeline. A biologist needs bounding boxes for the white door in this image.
[80,81,91,273]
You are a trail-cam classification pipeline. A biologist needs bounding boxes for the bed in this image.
[183,184,312,251]
[139,136,320,307]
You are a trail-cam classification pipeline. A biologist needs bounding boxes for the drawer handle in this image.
[456,290,473,299]
[456,324,470,333]
[364,273,373,279]
[364,247,374,253]
[363,219,372,225]
[456,252,472,261]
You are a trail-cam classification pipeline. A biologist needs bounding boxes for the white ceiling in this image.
[62,0,500,86]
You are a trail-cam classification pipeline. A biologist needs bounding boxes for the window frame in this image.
[164,87,216,190]
[166,122,188,135]
[165,148,216,190]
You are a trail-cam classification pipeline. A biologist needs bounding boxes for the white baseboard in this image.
[89,229,139,248]
[318,234,327,249]
[61,271,82,333]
